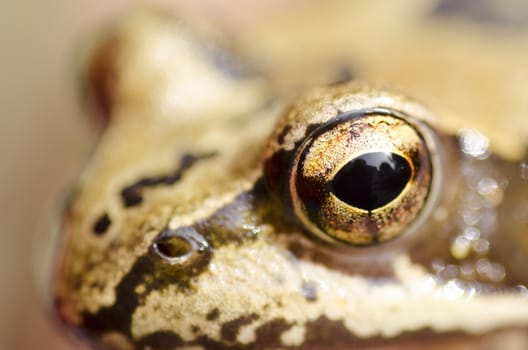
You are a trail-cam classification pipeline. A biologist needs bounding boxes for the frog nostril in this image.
[151,227,210,266]
[154,236,192,259]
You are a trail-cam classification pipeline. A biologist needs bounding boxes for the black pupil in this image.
[329,152,412,211]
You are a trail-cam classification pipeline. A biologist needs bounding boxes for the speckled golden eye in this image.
[263,83,441,245]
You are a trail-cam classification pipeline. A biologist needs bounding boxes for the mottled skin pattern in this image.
[51,1,528,349]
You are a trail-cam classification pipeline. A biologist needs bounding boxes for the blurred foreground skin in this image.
[49,0,528,349]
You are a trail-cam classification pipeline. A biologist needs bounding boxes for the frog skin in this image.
[50,1,528,349]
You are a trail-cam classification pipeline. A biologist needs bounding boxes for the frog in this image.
[49,0,528,349]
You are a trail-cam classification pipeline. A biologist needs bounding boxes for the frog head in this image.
[51,8,528,350]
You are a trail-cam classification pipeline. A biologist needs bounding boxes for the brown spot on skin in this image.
[93,213,111,235]
[206,308,220,321]
[220,314,259,342]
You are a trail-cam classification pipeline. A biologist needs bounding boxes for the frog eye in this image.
[264,85,441,245]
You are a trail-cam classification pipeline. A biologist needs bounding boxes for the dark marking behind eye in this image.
[121,152,216,207]
[93,213,111,235]
[329,152,412,211]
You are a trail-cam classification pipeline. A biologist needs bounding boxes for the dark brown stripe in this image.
[121,152,216,207]
[93,213,111,235]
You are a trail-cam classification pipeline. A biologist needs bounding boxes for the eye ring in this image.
[263,83,442,246]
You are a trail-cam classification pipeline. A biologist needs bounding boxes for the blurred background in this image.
[0,1,309,349]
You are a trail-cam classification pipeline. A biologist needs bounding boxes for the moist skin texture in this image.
[52,1,528,349]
